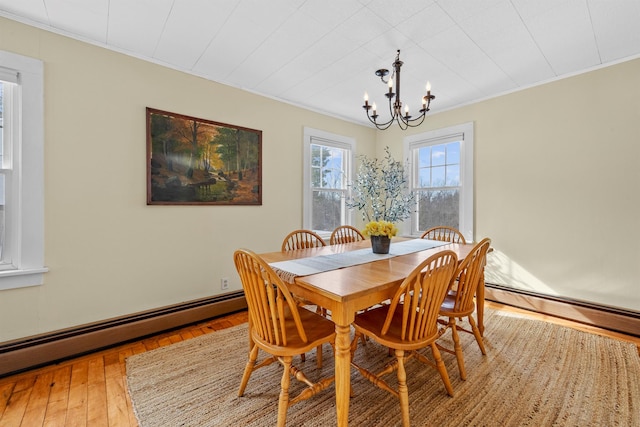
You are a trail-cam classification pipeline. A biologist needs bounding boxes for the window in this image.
[303,128,355,237]
[404,122,474,241]
[0,50,46,290]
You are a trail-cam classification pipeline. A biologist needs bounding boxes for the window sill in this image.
[0,267,49,290]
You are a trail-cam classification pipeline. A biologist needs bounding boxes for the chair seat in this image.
[439,292,475,318]
[253,308,336,356]
[354,305,439,350]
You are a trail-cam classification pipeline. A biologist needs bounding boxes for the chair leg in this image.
[238,344,259,396]
[468,315,486,355]
[449,317,467,380]
[277,356,292,427]
[350,332,362,359]
[316,345,323,368]
[430,342,454,397]
[395,349,411,427]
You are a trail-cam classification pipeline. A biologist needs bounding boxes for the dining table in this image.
[259,237,476,427]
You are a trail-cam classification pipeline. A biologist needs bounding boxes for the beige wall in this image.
[380,58,640,313]
[0,18,375,342]
[1,16,638,343]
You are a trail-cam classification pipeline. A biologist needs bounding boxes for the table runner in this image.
[269,238,448,283]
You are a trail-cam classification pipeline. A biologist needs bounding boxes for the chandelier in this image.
[362,50,435,130]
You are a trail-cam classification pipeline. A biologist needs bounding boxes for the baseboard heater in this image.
[0,291,247,377]
[485,283,640,337]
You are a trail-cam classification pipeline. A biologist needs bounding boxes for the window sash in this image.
[404,122,474,241]
[0,50,47,290]
[303,128,355,235]
[0,79,17,269]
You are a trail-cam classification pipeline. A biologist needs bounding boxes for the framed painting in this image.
[146,108,262,205]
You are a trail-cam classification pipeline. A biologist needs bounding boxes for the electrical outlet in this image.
[220,277,229,290]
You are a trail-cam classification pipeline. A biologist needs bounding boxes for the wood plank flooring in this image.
[0,303,638,427]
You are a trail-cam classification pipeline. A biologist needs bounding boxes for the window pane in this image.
[312,144,347,190]
[311,144,321,167]
[324,168,343,189]
[431,166,446,187]
[447,142,460,164]
[0,82,4,261]
[446,164,460,186]
[323,147,344,189]
[431,144,446,166]
[0,174,4,259]
[311,167,321,187]
[418,146,430,167]
[312,190,342,231]
[418,168,430,187]
[0,81,3,154]
[417,189,459,230]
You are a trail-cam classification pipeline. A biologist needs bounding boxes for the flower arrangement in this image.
[346,147,414,228]
[363,220,398,238]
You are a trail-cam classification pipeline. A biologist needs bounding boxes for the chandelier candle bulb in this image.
[364,92,369,107]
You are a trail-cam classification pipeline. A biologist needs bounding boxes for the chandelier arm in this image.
[405,112,427,128]
[368,114,396,130]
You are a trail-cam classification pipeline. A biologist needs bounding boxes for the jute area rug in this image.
[126,308,640,426]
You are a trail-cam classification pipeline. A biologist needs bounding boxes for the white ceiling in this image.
[1,0,640,127]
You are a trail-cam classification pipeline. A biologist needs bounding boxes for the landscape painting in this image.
[146,108,262,205]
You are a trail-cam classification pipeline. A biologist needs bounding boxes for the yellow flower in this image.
[363,220,397,238]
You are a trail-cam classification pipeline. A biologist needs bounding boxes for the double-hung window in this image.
[303,128,355,237]
[404,122,474,241]
[0,50,46,290]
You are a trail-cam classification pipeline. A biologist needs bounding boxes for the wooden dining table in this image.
[259,237,475,427]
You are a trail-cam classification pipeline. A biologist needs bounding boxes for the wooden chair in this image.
[281,229,328,361]
[281,229,326,251]
[420,226,466,244]
[421,227,493,337]
[437,238,491,380]
[329,225,365,245]
[234,249,336,427]
[350,250,458,427]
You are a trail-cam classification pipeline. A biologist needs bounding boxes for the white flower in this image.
[346,147,414,223]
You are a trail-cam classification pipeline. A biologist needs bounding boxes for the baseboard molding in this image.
[484,284,640,337]
[0,291,247,377]
[3,286,637,377]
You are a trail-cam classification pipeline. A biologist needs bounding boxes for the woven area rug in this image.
[126,308,640,426]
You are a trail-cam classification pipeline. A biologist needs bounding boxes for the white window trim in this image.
[0,50,47,291]
[302,127,356,238]
[403,122,474,242]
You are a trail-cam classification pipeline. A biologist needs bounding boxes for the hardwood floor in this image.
[0,310,249,427]
[0,302,637,427]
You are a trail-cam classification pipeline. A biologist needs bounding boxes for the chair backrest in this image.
[421,226,466,244]
[382,250,458,342]
[449,238,492,313]
[281,229,327,251]
[329,225,365,245]
[234,249,307,347]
